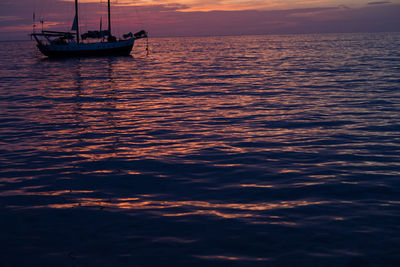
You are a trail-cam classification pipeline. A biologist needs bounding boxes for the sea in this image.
[0,33,399,266]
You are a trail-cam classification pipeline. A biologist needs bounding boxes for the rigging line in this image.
[146,35,149,56]
[32,0,43,31]
[135,5,145,28]
[32,0,37,34]
[113,1,124,38]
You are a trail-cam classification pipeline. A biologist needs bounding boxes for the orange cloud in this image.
[62,0,376,12]
[1,0,399,40]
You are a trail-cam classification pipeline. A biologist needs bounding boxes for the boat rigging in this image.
[31,0,148,57]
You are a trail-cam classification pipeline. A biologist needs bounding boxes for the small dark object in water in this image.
[134,30,147,39]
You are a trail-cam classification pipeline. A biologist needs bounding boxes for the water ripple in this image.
[1,33,400,265]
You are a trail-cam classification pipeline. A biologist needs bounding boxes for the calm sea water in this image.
[1,33,400,266]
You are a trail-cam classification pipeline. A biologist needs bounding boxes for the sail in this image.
[71,15,78,31]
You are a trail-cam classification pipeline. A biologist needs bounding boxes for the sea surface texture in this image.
[1,33,400,266]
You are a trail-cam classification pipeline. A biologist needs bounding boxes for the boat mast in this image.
[75,0,80,43]
[108,0,111,36]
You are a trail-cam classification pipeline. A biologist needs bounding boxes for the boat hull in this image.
[37,38,135,57]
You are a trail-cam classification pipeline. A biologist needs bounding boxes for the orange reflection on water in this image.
[239,184,275,189]
[29,55,315,163]
[0,187,93,197]
[194,254,270,262]
[161,210,260,219]
[28,196,330,225]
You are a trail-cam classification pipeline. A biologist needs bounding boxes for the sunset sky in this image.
[0,0,399,40]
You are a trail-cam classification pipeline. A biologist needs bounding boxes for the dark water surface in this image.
[1,33,400,266]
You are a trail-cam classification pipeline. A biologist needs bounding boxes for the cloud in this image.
[0,1,400,40]
[368,1,392,5]
[0,16,23,22]
[144,3,400,36]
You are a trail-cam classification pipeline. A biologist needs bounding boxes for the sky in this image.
[0,0,399,40]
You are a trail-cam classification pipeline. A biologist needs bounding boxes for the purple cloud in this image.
[368,1,392,5]
[1,1,399,40]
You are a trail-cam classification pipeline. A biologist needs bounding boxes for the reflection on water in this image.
[26,195,331,223]
[1,33,400,265]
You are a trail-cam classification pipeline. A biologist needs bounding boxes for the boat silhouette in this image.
[31,0,147,57]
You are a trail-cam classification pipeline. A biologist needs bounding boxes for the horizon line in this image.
[1,30,400,42]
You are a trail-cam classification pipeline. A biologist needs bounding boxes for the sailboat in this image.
[31,0,147,57]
